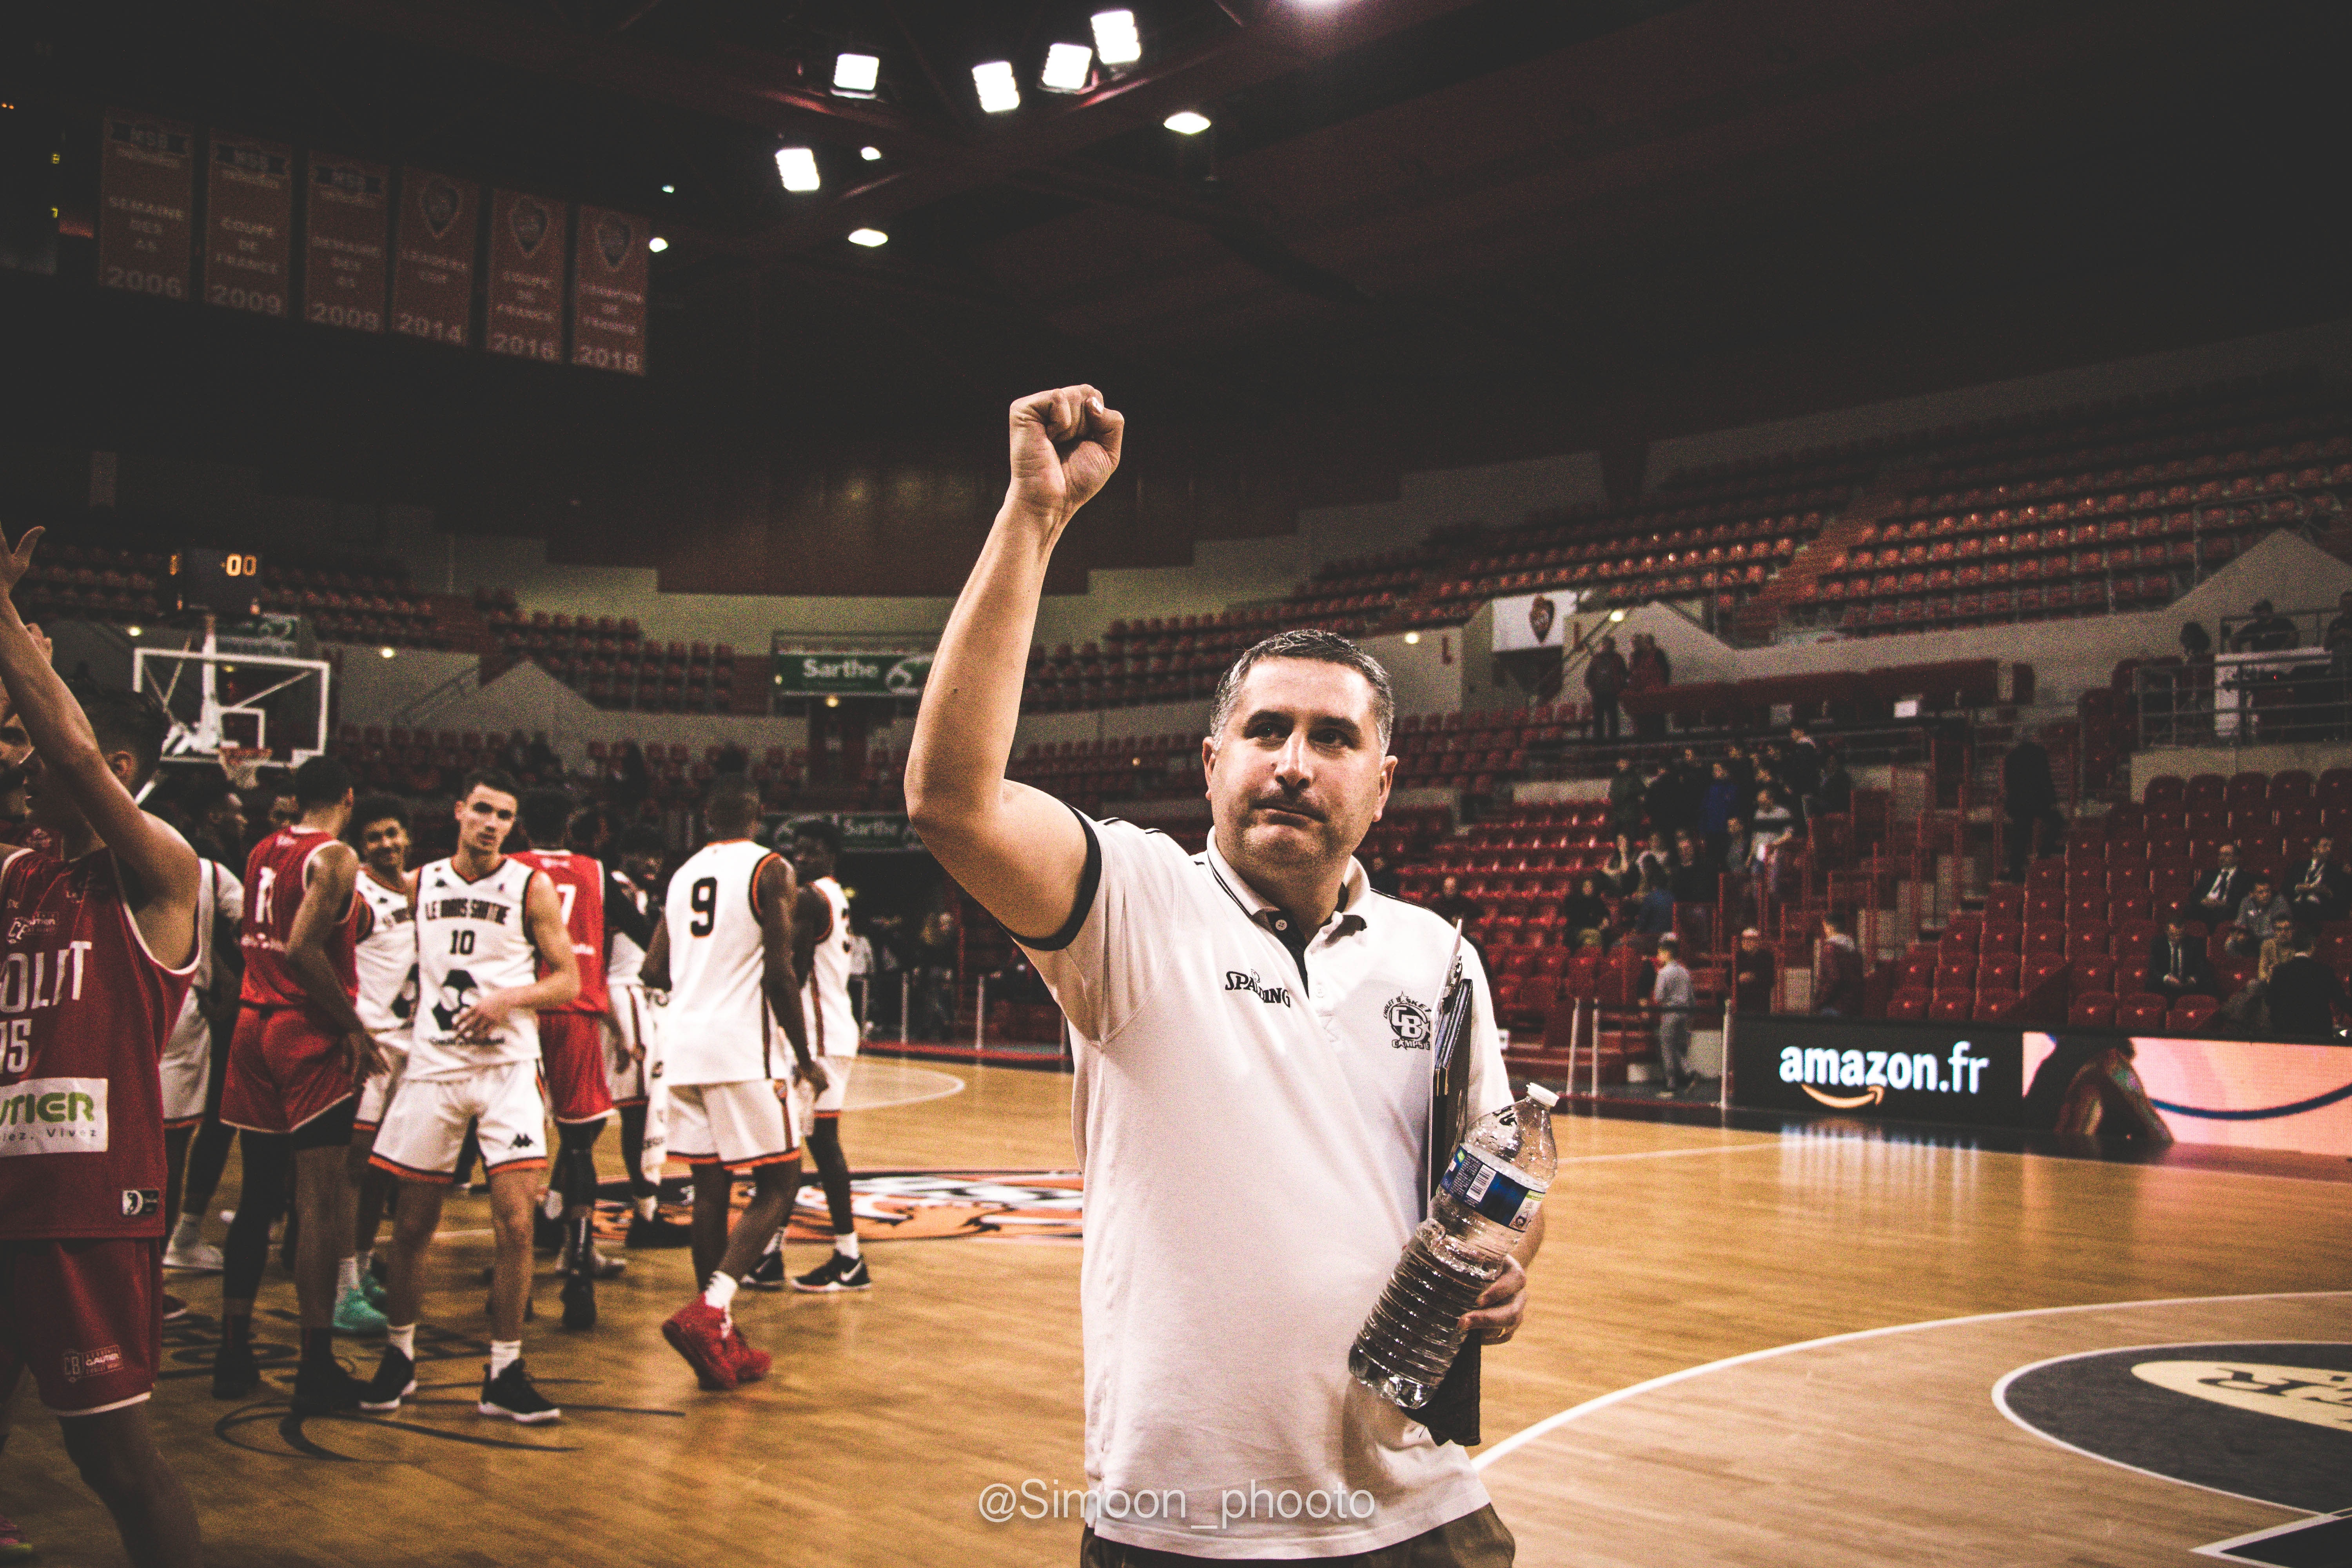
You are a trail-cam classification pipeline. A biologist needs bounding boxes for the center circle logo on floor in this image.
[1993,1341,2352,1514]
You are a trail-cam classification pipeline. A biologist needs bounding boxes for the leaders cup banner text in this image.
[391,169,476,348]
[774,653,933,698]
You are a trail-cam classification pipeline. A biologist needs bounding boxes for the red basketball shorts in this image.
[539,1012,614,1125]
[222,1005,357,1135]
[0,1237,163,1414]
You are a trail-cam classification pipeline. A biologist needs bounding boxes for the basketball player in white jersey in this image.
[361,771,578,1423]
[340,795,417,1334]
[159,851,240,1257]
[748,817,871,1292]
[605,824,687,1248]
[641,774,823,1392]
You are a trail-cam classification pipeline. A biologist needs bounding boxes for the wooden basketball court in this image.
[5,1063,2345,1566]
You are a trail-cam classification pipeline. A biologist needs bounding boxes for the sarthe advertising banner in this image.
[775,651,931,698]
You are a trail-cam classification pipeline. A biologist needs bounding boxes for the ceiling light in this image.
[972,60,1020,114]
[1040,42,1093,93]
[847,228,888,247]
[1403,631,1420,645]
[660,183,675,194]
[860,145,882,161]
[833,52,881,96]
[1091,9,1142,67]
[774,146,820,192]
[379,647,397,659]
[1164,110,1211,135]
[125,625,142,637]
[647,235,668,252]
[1608,608,1627,622]
[824,695,841,708]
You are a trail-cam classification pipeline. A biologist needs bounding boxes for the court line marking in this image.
[1553,1142,1781,1165]
[844,1064,967,1114]
[1474,1289,2352,1474]
[1990,1340,2352,1516]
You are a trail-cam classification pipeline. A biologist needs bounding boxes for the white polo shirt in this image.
[1019,813,1511,1560]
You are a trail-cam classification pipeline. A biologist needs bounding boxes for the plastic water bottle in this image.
[1349,1083,1559,1411]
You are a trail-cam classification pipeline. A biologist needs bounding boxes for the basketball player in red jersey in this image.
[512,788,618,1329]
[214,756,385,1412]
[0,529,205,1567]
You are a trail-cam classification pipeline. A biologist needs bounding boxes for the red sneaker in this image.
[726,1321,771,1383]
[661,1300,739,1391]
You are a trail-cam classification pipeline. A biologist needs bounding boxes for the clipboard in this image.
[1419,919,1482,1446]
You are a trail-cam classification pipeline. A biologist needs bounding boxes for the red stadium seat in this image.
[1886,991,1929,1021]
[1929,994,1971,1022]
[1978,921,2023,955]
[2116,996,2170,1032]
[1973,988,2019,1022]
[2067,924,2110,959]
[1979,953,2021,991]
[1983,886,2025,921]
[2024,922,2067,958]
[2167,996,2220,1034]
[2067,992,2117,1028]
[2069,956,2115,997]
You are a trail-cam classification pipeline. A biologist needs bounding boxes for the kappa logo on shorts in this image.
[1384,995,1434,1050]
[510,1132,534,1151]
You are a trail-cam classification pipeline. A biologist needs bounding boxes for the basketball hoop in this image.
[217,745,266,791]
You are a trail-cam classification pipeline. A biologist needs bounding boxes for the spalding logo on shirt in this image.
[1224,970,1293,1007]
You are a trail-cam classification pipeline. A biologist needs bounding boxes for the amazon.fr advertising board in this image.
[1733,1017,2351,1154]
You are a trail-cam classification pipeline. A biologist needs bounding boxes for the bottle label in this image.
[1441,1147,1548,1231]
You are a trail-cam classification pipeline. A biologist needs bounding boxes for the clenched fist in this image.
[1006,385,1124,528]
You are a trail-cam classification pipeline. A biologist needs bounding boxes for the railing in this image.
[2132,647,2352,752]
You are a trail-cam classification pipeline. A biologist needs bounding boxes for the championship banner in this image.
[1491,589,1582,652]
[302,154,388,334]
[203,132,292,318]
[390,168,476,348]
[97,109,195,301]
[774,651,933,698]
[571,204,648,376]
[486,189,567,364]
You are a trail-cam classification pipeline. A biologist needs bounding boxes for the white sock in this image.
[488,1339,522,1377]
[170,1213,202,1244]
[336,1255,360,1294]
[834,1232,860,1260]
[388,1322,417,1359]
[354,1247,372,1279]
[703,1272,738,1312]
[635,1195,658,1221]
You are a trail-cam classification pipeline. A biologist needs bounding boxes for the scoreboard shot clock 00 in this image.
[168,547,263,617]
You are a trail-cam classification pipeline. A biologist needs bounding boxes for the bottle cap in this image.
[1524,1082,1559,1108]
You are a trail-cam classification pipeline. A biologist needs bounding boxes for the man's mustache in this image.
[1250,795,1327,822]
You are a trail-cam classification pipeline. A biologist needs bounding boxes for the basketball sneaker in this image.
[741,1247,786,1291]
[0,1509,33,1561]
[724,1321,770,1383]
[661,1301,739,1391]
[291,1360,370,1416]
[211,1342,261,1401]
[334,1284,390,1336]
[559,1272,596,1331]
[359,1348,416,1413]
[477,1360,561,1424]
[161,1292,190,1322]
[360,1270,390,1310]
[625,1211,693,1249]
[791,1253,873,1293]
[164,1226,223,1272]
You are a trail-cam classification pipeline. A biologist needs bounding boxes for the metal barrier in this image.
[2134,647,2352,751]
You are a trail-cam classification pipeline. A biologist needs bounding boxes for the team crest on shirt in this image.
[1384,995,1434,1050]
[429,969,479,1033]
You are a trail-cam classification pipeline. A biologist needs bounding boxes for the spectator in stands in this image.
[2287,836,2347,926]
[2000,735,2064,880]
[1561,874,1612,950]
[1631,870,1676,948]
[1750,789,1796,867]
[1754,762,1804,828]
[1584,634,1628,740]
[1636,830,1674,889]
[2230,875,2290,959]
[1606,754,1645,837]
[1809,749,1853,818]
[1649,935,1694,1094]
[2258,911,2304,985]
[1365,853,1401,898]
[1427,874,1479,932]
[2233,598,2296,653]
[1627,633,1670,739]
[1814,911,1864,1016]
[525,731,562,780]
[2263,927,2345,1037]
[1781,728,1821,800]
[1599,834,1641,897]
[1721,741,1755,805]
[181,774,247,871]
[1668,834,1713,905]
[1697,760,1741,863]
[715,738,749,774]
[613,740,652,810]
[2193,842,2249,924]
[2147,914,2218,1002]
[1733,927,1775,1013]
[909,906,961,1041]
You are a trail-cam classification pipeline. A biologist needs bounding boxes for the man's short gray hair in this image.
[1208,628,1395,752]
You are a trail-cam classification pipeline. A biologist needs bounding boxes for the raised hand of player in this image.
[1005,386,1123,528]
[0,526,44,606]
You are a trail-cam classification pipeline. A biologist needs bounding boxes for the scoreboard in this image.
[168,547,263,617]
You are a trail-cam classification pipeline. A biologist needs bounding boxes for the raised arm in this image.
[0,528,199,963]
[285,841,380,1082]
[757,856,818,1083]
[905,387,1123,941]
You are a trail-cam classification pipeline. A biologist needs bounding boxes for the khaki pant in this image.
[1080,1504,1514,1567]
